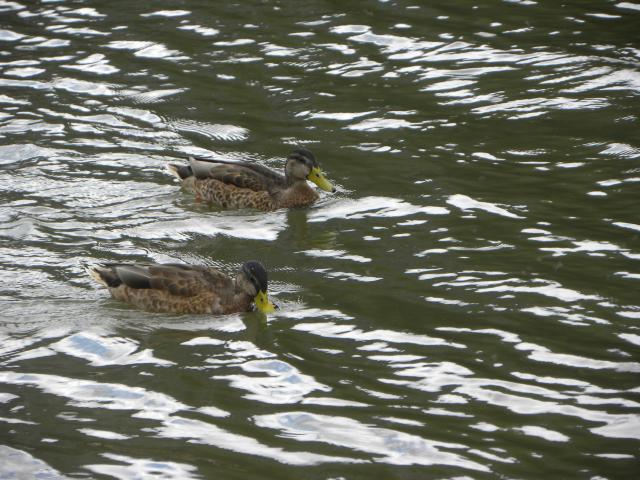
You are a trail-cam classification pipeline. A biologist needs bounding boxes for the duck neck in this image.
[231,289,253,313]
[282,174,306,189]
[280,166,301,184]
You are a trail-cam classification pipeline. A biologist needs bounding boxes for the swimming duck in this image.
[87,261,276,314]
[166,148,335,211]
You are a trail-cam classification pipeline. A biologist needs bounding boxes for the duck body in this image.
[88,261,276,315]
[167,148,334,211]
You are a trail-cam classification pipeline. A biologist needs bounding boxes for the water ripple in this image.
[86,453,199,480]
[255,412,489,471]
[1,1,639,477]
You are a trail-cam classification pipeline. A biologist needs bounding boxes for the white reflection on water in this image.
[157,416,358,466]
[106,40,185,60]
[379,350,640,441]
[521,306,609,325]
[424,271,603,304]
[79,428,131,440]
[447,194,525,219]
[214,358,330,404]
[302,249,371,263]
[292,322,465,348]
[169,118,249,141]
[62,53,119,75]
[255,412,489,471]
[85,453,199,480]
[475,281,602,302]
[178,24,220,37]
[539,239,630,258]
[618,333,640,347]
[180,336,225,346]
[319,270,383,282]
[133,211,286,241]
[347,117,423,131]
[516,342,640,373]
[309,196,449,222]
[50,332,174,367]
[515,425,569,443]
[0,371,195,421]
[141,9,191,18]
[278,308,354,321]
[305,110,375,121]
[0,446,65,480]
[455,383,640,441]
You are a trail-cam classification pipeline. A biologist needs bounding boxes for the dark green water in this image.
[1,1,639,478]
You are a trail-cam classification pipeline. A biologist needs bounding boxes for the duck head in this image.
[285,148,335,192]
[237,261,277,313]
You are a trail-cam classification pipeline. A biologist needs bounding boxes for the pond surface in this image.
[1,1,639,478]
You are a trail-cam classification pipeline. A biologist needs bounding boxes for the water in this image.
[1,0,639,478]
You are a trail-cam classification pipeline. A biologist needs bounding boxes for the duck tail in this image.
[166,162,193,181]
[86,264,121,288]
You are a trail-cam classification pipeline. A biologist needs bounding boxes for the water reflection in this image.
[0,446,65,480]
[1,0,639,477]
[256,412,489,470]
[157,416,356,466]
[85,453,200,480]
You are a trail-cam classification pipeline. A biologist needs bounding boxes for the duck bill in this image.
[254,290,276,314]
[307,167,334,192]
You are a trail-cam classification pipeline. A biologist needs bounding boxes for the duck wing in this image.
[111,263,232,297]
[189,157,286,192]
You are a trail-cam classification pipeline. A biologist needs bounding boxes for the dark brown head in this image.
[237,261,276,313]
[285,148,335,192]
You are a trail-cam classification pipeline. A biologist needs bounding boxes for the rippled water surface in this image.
[1,1,639,478]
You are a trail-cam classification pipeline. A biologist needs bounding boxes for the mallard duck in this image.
[166,148,335,211]
[87,261,276,314]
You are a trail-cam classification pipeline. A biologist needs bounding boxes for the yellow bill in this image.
[254,290,276,313]
[307,166,335,192]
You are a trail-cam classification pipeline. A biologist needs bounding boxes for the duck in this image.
[87,261,276,315]
[166,148,335,211]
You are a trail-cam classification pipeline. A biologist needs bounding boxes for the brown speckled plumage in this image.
[88,263,255,314]
[190,177,318,211]
[167,148,333,211]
